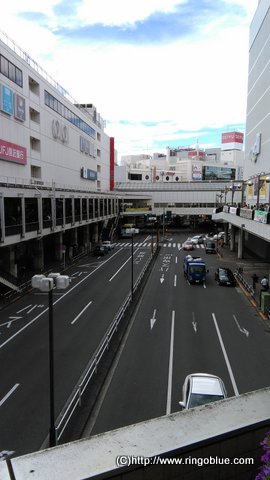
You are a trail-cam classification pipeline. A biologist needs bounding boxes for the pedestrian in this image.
[251,273,259,290]
[261,275,269,291]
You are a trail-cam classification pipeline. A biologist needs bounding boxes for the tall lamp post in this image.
[126,228,139,300]
[31,273,70,447]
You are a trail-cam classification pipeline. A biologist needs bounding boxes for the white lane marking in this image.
[168,243,172,247]
[0,250,121,350]
[177,243,181,250]
[166,310,175,415]
[160,274,165,284]
[212,313,239,396]
[71,301,93,325]
[150,309,157,330]
[0,384,20,407]
[174,274,177,287]
[233,314,249,337]
[175,257,178,264]
[27,305,37,314]
[17,305,32,313]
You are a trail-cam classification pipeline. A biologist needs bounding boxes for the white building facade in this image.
[0,32,119,287]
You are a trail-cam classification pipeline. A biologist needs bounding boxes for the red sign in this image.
[222,132,244,144]
[0,139,27,164]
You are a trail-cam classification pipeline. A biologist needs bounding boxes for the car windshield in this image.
[219,269,229,280]
[188,393,224,408]
[190,266,205,274]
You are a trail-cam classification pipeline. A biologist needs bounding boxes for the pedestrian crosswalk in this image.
[114,242,207,250]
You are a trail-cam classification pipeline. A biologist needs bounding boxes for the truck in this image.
[183,255,207,284]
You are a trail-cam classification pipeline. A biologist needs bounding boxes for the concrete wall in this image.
[1,387,270,480]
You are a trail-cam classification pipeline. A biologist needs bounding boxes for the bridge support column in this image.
[82,225,91,253]
[32,239,44,272]
[53,232,63,262]
[230,225,236,252]
[237,224,245,259]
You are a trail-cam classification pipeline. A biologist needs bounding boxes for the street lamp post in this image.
[31,273,70,447]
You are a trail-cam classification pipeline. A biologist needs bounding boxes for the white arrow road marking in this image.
[71,301,93,325]
[0,384,20,407]
[150,309,157,330]
[233,315,249,337]
[192,312,197,333]
[212,313,239,396]
[0,317,23,328]
[160,274,165,284]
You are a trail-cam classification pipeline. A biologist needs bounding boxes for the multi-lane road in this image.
[1,231,270,457]
[87,233,270,437]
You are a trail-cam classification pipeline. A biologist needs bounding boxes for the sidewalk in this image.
[217,243,270,319]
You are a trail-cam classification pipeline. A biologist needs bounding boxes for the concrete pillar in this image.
[0,246,17,277]
[32,239,44,271]
[21,195,26,238]
[0,195,5,242]
[92,223,99,243]
[237,224,245,259]
[37,196,42,234]
[230,225,236,252]
[82,225,90,253]
[53,232,63,261]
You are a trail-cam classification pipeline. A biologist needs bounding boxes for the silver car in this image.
[179,373,227,409]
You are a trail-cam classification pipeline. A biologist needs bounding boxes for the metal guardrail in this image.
[235,270,255,296]
[54,251,156,443]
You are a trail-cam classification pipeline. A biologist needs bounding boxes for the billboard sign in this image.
[0,139,27,165]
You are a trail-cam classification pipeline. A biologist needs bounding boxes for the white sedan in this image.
[189,235,205,244]
[179,373,227,409]
[101,240,116,250]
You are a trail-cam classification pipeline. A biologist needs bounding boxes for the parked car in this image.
[93,245,108,256]
[101,240,116,250]
[212,231,225,240]
[183,241,194,251]
[205,240,216,254]
[215,267,236,286]
[190,235,205,245]
[179,373,227,409]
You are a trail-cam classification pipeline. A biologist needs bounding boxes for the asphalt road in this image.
[89,231,270,437]
[0,234,154,456]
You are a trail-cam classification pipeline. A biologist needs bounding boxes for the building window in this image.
[30,136,40,152]
[166,176,170,181]
[145,175,149,180]
[44,90,96,139]
[29,107,40,124]
[175,176,179,181]
[29,77,39,95]
[156,175,160,180]
[0,55,23,87]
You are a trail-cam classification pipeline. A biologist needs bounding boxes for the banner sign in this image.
[254,210,269,224]
[81,167,97,181]
[0,139,27,164]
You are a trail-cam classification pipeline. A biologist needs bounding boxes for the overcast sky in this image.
[2,0,258,161]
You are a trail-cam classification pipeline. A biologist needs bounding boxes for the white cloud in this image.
[0,0,259,159]
[77,0,184,27]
